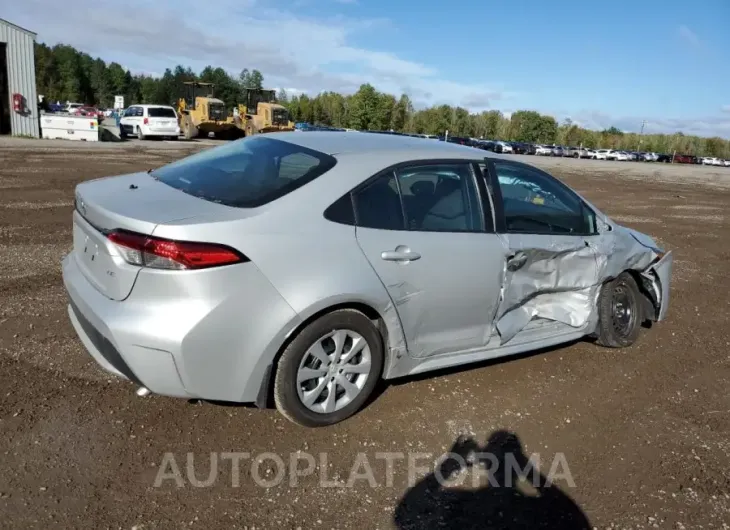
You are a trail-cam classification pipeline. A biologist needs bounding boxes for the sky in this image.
[4,0,730,138]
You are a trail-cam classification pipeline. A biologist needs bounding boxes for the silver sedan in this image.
[63,132,673,427]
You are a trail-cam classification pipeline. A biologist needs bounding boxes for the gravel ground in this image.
[1,141,729,529]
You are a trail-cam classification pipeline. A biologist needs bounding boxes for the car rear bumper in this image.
[63,252,191,397]
[62,251,301,402]
[141,125,181,137]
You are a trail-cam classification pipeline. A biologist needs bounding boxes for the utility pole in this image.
[637,120,646,152]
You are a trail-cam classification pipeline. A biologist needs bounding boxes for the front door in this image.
[488,160,602,343]
[353,161,507,359]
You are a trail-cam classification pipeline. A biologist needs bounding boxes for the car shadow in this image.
[394,430,591,530]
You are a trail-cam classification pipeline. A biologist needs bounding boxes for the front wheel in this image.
[273,309,384,427]
[137,127,146,141]
[595,273,642,348]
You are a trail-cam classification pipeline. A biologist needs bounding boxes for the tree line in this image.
[34,42,730,158]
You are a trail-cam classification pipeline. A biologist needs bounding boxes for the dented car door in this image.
[487,160,605,343]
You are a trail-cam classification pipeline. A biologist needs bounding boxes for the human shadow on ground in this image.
[394,430,591,530]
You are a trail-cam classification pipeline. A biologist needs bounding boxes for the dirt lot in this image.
[1,138,729,529]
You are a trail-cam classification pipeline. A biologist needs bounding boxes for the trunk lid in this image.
[73,172,232,300]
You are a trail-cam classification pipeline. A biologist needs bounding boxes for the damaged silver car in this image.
[62,132,673,427]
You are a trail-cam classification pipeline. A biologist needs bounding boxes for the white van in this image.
[120,105,181,140]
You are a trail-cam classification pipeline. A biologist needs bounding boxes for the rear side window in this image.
[147,107,177,118]
[353,172,406,230]
[151,137,337,208]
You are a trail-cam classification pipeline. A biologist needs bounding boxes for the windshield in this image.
[148,107,177,118]
[151,136,337,208]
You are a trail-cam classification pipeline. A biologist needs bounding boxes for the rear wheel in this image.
[596,273,642,348]
[137,127,146,141]
[273,309,384,427]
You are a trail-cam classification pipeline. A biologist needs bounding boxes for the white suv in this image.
[120,105,181,140]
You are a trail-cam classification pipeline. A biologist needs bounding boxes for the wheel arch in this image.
[254,299,397,409]
[625,268,660,322]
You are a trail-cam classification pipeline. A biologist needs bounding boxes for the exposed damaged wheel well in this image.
[625,269,660,323]
[255,302,389,409]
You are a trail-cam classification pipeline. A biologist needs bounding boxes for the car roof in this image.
[272,131,509,162]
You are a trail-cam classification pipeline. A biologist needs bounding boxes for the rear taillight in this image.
[143,117,149,125]
[107,230,247,270]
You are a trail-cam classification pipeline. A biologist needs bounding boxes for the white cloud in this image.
[565,110,730,139]
[722,105,730,113]
[3,0,505,111]
[678,25,702,49]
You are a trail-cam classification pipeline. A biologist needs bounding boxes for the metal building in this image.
[0,19,39,138]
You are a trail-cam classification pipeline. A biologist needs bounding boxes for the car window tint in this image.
[324,194,355,225]
[278,152,320,181]
[151,136,337,208]
[396,163,484,233]
[353,172,406,230]
[494,162,593,235]
[148,107,177,118]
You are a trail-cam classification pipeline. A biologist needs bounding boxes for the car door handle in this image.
[506,252,528,271]
[381,249,421,262]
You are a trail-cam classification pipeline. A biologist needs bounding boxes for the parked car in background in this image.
[494,141,513,154]
[535,145,553,156]
[476,140,497,152]
[702,157,723,166]
[119,105,181,140]
[65,103,85,114]
[594,149,611,160]
[642,152,659,162]
[442,135,473,146]
[673,154,695,164]
[552,145,565,157]
[584,149,596,158]
[723,159,730,167]
[78,106,104,121]
[509,142,531,154]
[567,147,593,158]
[522,143,537,155]
[62,132,673,427]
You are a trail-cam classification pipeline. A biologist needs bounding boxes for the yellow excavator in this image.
[234,88,295,136]
[177,82,240,140]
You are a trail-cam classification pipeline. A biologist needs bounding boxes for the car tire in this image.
[137,127,145,141]
[273,309,384,427]
[595,272,643,348]
[119,126,126,139]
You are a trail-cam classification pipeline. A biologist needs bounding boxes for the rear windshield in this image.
[151,136,337,208]
[147,107,177,118]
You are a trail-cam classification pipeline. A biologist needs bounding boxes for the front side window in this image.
[493,161,595,235]
[151,137,337,208]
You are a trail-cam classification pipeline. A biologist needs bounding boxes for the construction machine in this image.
[234,88,294,136]
[177,82,240,140]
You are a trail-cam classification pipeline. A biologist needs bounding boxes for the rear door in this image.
[354,161,507,359]
[486,159,601,343]
[147,106,178,132]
